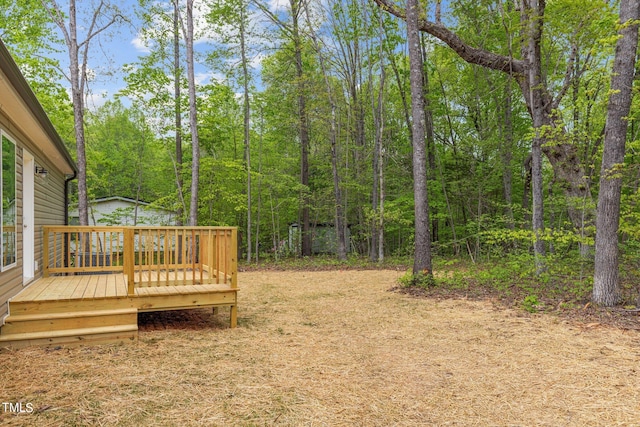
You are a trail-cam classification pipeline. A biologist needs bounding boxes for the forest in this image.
[1,0,639,307]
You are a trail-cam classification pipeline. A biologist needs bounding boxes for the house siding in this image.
[70,198,176,226]
[0,118,68,323]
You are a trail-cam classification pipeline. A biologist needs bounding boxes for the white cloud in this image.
[268,0,289,13]
[195,71,225,85]
[131,36,151,54]
[249,52,266,69]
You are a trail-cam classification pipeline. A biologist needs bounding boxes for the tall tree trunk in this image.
[502,77,515,230]
[407,0,433,278]
[184,0,199,226]
[421,34,437,244]
[255,104,264,262]
[593,0,640,306]
[520,0,546,271]
[303,2,346,260]
[240,3,252,262]
[290,0,312,256]
[173,1,185,226]
[68,1,88,226]
[45,0,120,226]
[375,12,386,262]
[253,0,313,256]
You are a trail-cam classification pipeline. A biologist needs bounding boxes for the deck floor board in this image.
[94,275,108,299]
[12,275,129,303]
[13,274,234,302]
[15,279,49,301]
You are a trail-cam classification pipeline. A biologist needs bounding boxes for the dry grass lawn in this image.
[1,270,640,426]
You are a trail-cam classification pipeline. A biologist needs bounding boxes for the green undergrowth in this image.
[240,254,412,271]
[418,252,640,314]
[426,253,595,311]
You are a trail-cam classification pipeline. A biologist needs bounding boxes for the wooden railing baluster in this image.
[41,225,237,291]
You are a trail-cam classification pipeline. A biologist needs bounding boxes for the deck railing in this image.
[43,226,238,296]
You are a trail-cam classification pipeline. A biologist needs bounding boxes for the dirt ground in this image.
[1,270,640,426]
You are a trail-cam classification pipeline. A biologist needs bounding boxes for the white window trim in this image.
[1,129,17,272]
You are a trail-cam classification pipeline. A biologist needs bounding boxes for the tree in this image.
[303,1,348,261]
[123,0,188,223]
[86,101,169,203]
[254,0,313,256]
[372,0,606,261]
[173,0,185,226]
[592,0,640,306]
[0,0,74,139]
[43,0,123,226]
[173,0,200,226]
[406,0,432,279]
[206,0,255,260]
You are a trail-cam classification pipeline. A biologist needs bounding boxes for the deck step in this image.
[0,324,138,349]
[135,286,237,312]
[8,296,132,315]
[1,308,138,335]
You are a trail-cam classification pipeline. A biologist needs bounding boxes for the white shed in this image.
[69,197,176,226]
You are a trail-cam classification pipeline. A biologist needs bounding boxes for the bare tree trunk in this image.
[240,3,252,262]
[376,12,386,262]
[184,0,199,226]
[593,0,640,306]
[520,0,546,272]
[407,0,432,278]
[255,104,264,262]
[288,0,312,256]
[502,78,515,229]
[378,137,385,262]
[522,153,532,225]
[44,0,121,226]
[370,72,385,261]
[421,34,437,244]
[68,6,89,226]
[303,3,346,261]
[173,1,185,226]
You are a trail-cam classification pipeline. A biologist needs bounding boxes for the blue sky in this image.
[58,0,286,111]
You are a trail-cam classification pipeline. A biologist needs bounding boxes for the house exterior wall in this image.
[70,198,176,226]
[0,107,68,323]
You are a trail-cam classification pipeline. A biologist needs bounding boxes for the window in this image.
[1,133,16,270]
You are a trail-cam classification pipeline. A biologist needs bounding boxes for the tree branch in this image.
[552,40,579,111]
[79,5,123,51]
[251,0,295,39]
[371,0,525,76]
[41,0,72,50]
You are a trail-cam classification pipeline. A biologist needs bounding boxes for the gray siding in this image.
[0,117,68,322]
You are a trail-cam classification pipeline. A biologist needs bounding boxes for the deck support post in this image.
[124,227,135,295]
[43,227,50,278]
[230,304,237,328]
[230,229,238,289]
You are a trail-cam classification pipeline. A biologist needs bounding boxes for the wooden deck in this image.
[0,273,238,349]
[13,274,129,303]
[0,226,239,349]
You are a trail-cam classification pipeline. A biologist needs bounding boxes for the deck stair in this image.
[0,306,138,349]
[0,274,138,349]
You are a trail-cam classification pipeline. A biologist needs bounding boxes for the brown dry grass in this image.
[1,270,640,426]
